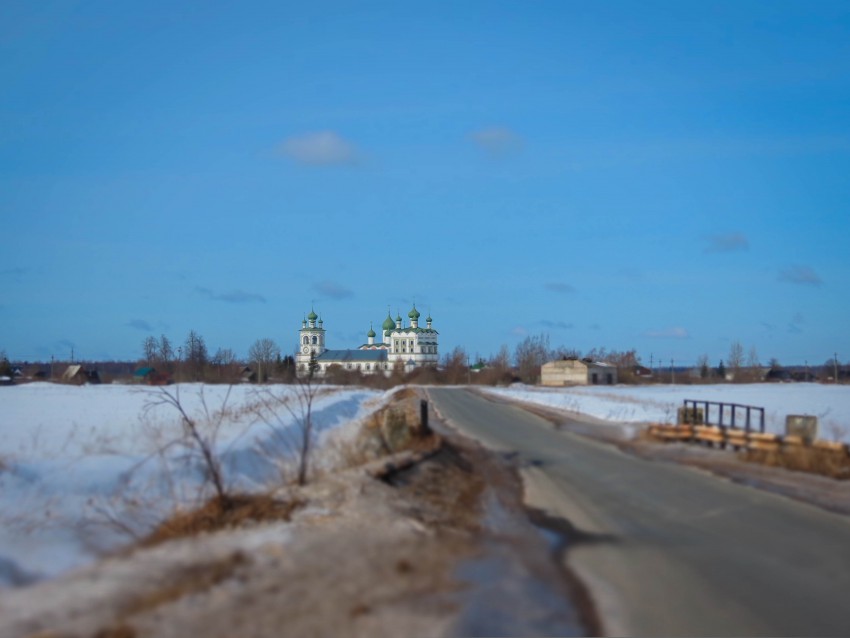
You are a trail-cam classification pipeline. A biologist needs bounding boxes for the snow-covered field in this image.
[483,383,850,441]
[0,382,382,586]
[5,381,849,589]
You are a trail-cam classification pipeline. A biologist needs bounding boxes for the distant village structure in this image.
[541,357,618,386]
[296,305,439,377]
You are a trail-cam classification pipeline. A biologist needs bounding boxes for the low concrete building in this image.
[540,358,618,386]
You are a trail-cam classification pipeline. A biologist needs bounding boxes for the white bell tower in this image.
[296,308,326,372]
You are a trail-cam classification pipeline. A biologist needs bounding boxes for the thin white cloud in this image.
[279,131,359,166]
[126,319,153,331]
[0,267,28,276]
[778,265,822,286]
[196,286,267,304]
[545,282,576,294]
[540,320,574,330]
[313,280,353,300]
[704,233,749,253]
[645,327,690,339]
[787,312,805,334]
[218,290,267,303]
[469,126,524,156]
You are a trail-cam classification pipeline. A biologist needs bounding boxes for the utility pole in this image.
[835,352,839,384]
[650,353,654,374]
[670,358,675,385]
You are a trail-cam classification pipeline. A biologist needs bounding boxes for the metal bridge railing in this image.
[683,399,766,434]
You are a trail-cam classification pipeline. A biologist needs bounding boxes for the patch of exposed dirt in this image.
[0,391,587,638]
[140,494,303,548]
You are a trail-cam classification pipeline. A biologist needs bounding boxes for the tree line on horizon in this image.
[1,332,845,386]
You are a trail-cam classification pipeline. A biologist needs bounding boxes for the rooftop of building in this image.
[317,349,389,363]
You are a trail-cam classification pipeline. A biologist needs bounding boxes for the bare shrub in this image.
[826,422,848,443]
[252,378,327,486]
[744,446,850,479]
[144,385,233,505]
[140,493,302,548]
[247,338,280,384]
[515,334,550,384]
[81,384,309,549]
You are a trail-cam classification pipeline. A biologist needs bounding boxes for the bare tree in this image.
[584,346,608,362]
[211,347,239,382]
[514,333,550,384]
[184,330,209,381]
[142,336,158,364]
[159,335,174,365]
[441,345,468,384]
[747,346,760,369]
[490,344,511,375]
[248,338,280,383]
[0,350,11,378]
[254,378,325,486]
[276,354,296,383]
[744,346,762,382]
[552,345,582,360]
[145,385,234,507]
[212,347,237,366]
[696,353,710,380]
[728,341,744,378]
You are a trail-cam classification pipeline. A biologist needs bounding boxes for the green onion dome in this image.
[382,313,395,331]
[408,305,421,320]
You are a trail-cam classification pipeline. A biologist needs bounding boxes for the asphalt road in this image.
[427,387,850,637]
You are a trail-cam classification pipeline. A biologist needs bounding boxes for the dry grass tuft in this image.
[94,623,137,638]
[388,386,419,401]
[744,446,850,480]
[140,494,302,548]
[123,553,247,614]
[89,553,248,637]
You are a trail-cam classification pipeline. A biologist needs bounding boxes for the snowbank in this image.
[482,383,850,442]
[0,382,382,585]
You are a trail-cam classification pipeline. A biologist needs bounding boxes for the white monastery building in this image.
[296,305,439,376]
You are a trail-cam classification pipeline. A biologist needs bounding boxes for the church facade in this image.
[296,306,439,377]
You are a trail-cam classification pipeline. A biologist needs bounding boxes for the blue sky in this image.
[2,1,849,367]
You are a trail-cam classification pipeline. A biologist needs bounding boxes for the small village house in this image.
[61,364,101,385]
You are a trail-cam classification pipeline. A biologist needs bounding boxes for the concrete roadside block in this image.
[648,424,693,442]
[783,435,807,450]
[694,425,725,447]
[726,429,748,450]
[812,440,849,455]
[748,432,781,452]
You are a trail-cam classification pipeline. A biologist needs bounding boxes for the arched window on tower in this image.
[312,336,318,345]
[302,336,309,345]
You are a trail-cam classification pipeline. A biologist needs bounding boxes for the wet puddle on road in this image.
[449,491,588,636]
